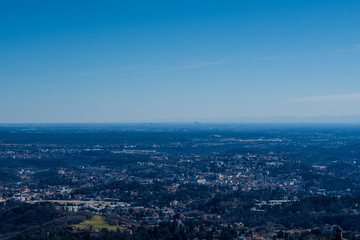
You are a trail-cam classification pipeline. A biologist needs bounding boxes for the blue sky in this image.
[1,0,359,123]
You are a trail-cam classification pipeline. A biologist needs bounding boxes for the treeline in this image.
[11,221,238,240]
[197,191,360,232]
[0,168,19,182]
[0,201,92,239]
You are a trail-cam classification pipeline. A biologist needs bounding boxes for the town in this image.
[1,124,360,240]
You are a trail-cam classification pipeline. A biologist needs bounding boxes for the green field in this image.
[73,215,120,231]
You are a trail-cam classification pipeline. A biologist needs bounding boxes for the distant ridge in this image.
[149,115,360,124]
[213,115,360,123]
[1,115,360,125]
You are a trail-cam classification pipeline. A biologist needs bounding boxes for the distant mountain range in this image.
[1,115,360,125]
[154,115,360,124]
[218,115,360,123]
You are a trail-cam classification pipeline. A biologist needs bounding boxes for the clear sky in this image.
[1,0,359,123]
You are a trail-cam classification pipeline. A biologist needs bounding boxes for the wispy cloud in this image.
[291,93,360,102]
[329,44,360,54]
[139,60,225,75]
[252,44,360,60]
